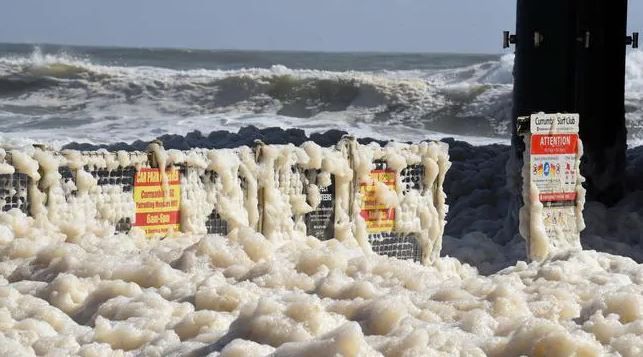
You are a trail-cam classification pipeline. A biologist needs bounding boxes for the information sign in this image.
[134,168,181,237]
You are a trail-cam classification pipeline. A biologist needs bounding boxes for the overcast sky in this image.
[1,0,641,53]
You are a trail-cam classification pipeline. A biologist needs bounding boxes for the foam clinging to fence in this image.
[0,139,450,264]
[350,140,450,264]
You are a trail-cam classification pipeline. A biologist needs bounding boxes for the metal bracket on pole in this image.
[533,32,544,48]
[516,116,531,135]
[503,31,517,49]
[577,31,591,49]
[626,32,639,48]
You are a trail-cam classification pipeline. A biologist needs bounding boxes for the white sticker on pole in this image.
[531,113,579,134]
[530,113,580,239]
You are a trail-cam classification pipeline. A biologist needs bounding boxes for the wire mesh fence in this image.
[362,160,426,262]
[0,173,30,214]
[0,141,447,264]
[369,233,423,262]
[202,171,229,235]
[86,166,137,192]
[87,166,137,232]
[401,164,425,194]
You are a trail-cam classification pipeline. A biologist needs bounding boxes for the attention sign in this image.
[134,168,181,237]
[360,169,396,233]
[529,113,580,239]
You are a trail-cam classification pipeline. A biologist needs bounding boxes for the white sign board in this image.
[521,113,584,261]
[531,113,579,134]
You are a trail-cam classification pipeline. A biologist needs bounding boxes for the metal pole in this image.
[506,0,630,243]
[575,0,628,205]
[504,0,578,244]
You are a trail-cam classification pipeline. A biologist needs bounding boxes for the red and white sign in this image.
[528,113,581,244]
[539,192,577,202]
[531,134,578,155]
[530,132,579,206]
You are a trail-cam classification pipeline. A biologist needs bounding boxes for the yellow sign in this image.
[360,169,396,233]
[134,168,181,237]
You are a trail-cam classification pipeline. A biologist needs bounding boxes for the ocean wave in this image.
[1,48,642,146]
[0,48,515,138]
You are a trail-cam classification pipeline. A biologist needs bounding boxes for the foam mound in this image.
[2,210,643,355]
[2,128,643,354]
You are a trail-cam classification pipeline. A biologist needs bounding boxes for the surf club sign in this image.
[519,113,585,261]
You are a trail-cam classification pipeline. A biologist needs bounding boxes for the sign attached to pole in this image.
[519,113,585,261]
[134,168,181,237]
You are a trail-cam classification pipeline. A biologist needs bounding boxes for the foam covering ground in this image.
[1,128,643,355]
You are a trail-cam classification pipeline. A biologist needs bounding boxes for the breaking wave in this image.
[1,47,642,146]
[0,48,514,143]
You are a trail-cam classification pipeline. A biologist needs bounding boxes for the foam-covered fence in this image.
[0,150,30,214]
[348,140,451,263]
[0,139,450,264]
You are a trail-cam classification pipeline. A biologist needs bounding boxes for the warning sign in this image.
[529,114,580,239]
[305,171,335,241]
[134,168,181,237]
[360,168,396,233]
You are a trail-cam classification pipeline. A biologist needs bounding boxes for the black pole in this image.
[505,0,629,242]
[511,0,630,202]
[512,0,577,122]
[504,0,578,244]
[575,0,628,205]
